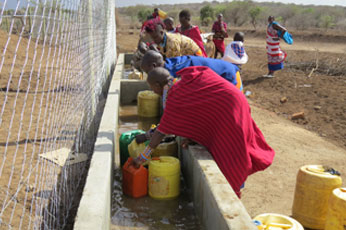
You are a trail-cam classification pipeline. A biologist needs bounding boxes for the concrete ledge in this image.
[181,144,257,230]
[74,54,123,230]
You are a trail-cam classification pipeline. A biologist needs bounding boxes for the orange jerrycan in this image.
[122,158,148,198]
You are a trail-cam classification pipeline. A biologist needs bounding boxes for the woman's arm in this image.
[131,130,165,168]
[148,130,165,148]
[221,23,228,38]
[273,23,287,37]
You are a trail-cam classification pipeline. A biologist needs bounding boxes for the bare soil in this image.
[0,29,84,229]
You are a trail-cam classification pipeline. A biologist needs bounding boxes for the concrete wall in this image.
[120,80,149,105]
[180,141,257,230]
[124,53,133,67]
[73,54,124,230]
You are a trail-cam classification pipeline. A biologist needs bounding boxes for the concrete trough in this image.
[74,53,256,230]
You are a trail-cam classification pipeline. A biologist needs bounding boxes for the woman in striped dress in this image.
[264,16,287,78]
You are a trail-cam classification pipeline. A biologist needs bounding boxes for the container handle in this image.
[323,167,341,176]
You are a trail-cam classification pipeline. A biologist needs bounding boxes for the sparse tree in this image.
[278,5,299,25]
[137,8,152,23]
[249,6,263,30]
[320,15,335,30]
[125,6,139,23]
[224,1,251,27]
[214,5,226,16]
[200,5,214,26]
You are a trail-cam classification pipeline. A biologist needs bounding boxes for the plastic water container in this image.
[128,138,147,159]
[128,70,142,80]
[152,138,178,157]
[137,90,160,118]
[292,165,342,229]
[254,213,304,230]
[119,130,145,166]
[128,137,177,159]
[158,9,167,19]
[122,158,148,198]
[148,156,180,200]
[325,187,346,230]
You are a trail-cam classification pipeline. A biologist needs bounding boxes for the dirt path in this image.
[225,37,346,54]
[242,103,346,217]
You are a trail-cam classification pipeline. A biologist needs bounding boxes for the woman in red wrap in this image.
[133,66,275,197]
[175,10,207,57]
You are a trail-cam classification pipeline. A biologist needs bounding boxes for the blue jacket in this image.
[164,56,240,87]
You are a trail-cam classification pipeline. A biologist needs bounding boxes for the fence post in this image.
[88,0,95,121]
[80,0,97,147]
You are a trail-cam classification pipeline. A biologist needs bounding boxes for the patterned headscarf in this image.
[144,18,165,33]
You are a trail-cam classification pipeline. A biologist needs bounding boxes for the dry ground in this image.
[0,30,85,229]
[116,25,346,219]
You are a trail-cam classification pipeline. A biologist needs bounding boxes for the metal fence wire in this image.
[0,0,116,229]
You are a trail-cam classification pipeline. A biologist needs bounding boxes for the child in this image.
[163,17,175,33]
[132,42,148,71]
[222,32,248,68]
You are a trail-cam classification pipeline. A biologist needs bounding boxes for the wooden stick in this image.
[308,49,319,78]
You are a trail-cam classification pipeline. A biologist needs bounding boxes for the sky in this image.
[116,0,346,7]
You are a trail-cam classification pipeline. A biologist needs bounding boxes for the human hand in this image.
[181,138,196,149]
[129,157,143,169]
[135,134,147,144]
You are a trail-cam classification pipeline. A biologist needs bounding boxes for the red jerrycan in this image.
[122,158,148,198]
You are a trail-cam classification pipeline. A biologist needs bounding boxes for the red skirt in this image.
[213,39,225,53]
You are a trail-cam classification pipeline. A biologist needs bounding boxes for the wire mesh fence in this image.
[0,0,116,229]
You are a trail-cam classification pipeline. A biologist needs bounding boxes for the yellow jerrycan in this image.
[128,139,147,159]
[292,165,342,229]
[158,9,167,19]
[152,135,178,157]
[254,213,304,230]
[325,187,346,230]
[128,132,177,158]
[137,90,160,118]
[148,156,180,200]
